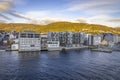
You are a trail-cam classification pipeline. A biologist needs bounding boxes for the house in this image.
[18,31,41,52]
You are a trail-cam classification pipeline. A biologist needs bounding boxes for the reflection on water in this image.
[0,50,120,80]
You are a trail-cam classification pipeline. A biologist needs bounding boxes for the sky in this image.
[0,0,120,27]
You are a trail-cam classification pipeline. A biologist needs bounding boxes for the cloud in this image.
[75,18,87,23]
[72,15,120,27]
[67,0,120,14]
[0,1,13,12]
[0,0,32,21]
[0,19,6,23]
[25,11,50,19]
[0,13,11,20]
[8,12,31,20]
[107,18,120,22]
[68,1,112,11]
[28,18,64,25]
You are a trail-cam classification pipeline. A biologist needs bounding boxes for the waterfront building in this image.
[59,32,67,47]
[59,32,73,47]
[72,32,81,47]
[41,34,47,50]
[66,32,73,47]
[11,44,19,51]
[93,35,102,46]
[18,31,41,52]
[9,31,17,40]
[87,34,102,46]
[103,33,115,42]
[87,34,94,46]
[113,35,120,44]
[47,32,59,41]
[80,33,85,45]
[117,35,120,43]
[47,41,61,51]
[2,33,9,46]
[47,41,60,48]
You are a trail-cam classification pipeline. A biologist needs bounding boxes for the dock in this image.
[64,46,88,50]
[0,50,6,52]
[91,48,112,53]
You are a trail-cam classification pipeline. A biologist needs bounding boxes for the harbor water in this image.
[0,50,120,80]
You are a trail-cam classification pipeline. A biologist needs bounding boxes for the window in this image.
[35,34,40,38]
[31,45,35,47]
[28,34,33,38]
[20,33,26,38]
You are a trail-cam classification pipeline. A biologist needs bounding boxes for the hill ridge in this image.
[0,22,119,34]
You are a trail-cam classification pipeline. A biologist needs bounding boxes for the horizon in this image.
[0,0,120,28]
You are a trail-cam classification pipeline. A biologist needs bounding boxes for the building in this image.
[47,32,59,41]
[41,34,47,50]
[72,32,85,47]
[113,35,120,44]
[58,32,73,47]
[87,34,94,46]
[103,33,115,42]
[93,35,102,46]
[0,33,5,46]
[47,41,61,51]
[72,32,81,47]
[11,44,19,51]
[59,32,67,47]
[18,31,41,52]
[80,33,85,45]
[47,41,60,48]
[66,32,73,47]
[87,34,102,46]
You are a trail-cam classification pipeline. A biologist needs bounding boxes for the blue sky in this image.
[0,0,120,27]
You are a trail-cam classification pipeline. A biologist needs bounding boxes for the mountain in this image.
[0,22,120,34]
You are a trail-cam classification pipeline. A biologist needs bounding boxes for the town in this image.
[0,30,120,52]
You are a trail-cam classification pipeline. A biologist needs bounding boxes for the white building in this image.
[87,34,102,46]
[19,31,41,52]
[11,44,19,51]
[47,41,60,48]
[113,35,120,44]
[93,35,102,46]
[87,34,93,46]
[47,41,61,51]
